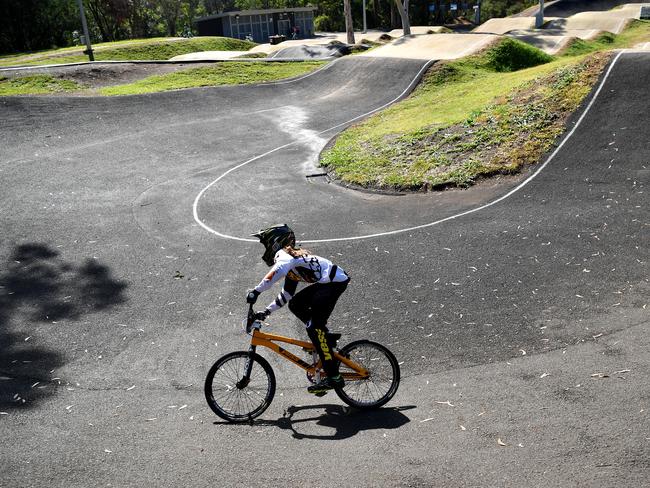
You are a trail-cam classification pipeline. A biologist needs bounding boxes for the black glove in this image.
[246,289,260,304]
[253,309,270,321]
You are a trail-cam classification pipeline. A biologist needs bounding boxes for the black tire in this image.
[204,351,276,422]
[335,340,400,409]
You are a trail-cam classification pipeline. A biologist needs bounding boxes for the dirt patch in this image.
[0,62,217,93]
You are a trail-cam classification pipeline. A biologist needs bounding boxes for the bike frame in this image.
[248,328,370,381]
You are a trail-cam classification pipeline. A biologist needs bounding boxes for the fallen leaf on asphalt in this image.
[497,438,507,446]
[435,401,455,407]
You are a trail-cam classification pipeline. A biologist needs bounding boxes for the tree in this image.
[393,0,410,34]
[158,0,181,36]
[181,0,204,32]
[84,0,130,41]
[129,0,156,39]
[343,0,355,43]
[0,0,79,54]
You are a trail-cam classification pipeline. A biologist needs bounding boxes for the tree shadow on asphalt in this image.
[0,243,127,410]
[214,404,415,440]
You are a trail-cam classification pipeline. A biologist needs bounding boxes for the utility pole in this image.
[362,0,367,33]
[535,0,545,28]
[76,0,94,61]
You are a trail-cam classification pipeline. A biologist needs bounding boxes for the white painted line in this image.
[552,37,564,52]
[194,51,624,244]
[269,49,284,59]
[193,59,435,243]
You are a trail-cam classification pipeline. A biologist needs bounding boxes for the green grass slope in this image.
[0,75,82,95]
[0,37,256,67]
[99,61,324,96]
[320,21,650,191]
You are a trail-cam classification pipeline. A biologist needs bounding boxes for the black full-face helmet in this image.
[252,224,296,266]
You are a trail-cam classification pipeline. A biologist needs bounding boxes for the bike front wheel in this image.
[204,351,276,422]
[336,340,400,409]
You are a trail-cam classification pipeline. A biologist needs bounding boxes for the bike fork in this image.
[236,345,256,389]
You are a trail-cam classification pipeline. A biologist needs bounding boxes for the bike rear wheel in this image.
[335,340,400,409]
[204,351,276,422]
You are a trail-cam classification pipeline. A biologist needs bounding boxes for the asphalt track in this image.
[0,53,649,486]
[543,0,638,17]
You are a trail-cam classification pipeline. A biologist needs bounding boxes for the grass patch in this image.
[0,37,256,67]
[561,19,650,56]
[322,53,608,189]
[99,61,324,95]
[0,75,82,95]
[321,20,650,191]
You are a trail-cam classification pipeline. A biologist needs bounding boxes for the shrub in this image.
[485,38,554,72]
[314,15,343,32]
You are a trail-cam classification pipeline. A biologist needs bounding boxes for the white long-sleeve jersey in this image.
[253,249,349,313]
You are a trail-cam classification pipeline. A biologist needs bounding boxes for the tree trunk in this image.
[343,0,355,44]
[373,0,380,28]
[394,0,411,35]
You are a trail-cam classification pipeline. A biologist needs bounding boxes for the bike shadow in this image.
[215,404,415,440]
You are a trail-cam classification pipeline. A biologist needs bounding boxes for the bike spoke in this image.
[338,342,398,407]
[207,354,273,419]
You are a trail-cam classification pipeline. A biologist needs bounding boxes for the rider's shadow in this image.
[257,404,414,440]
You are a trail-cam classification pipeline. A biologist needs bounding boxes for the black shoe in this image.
[307,375,345,395]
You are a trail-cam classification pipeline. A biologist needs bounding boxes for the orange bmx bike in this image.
[205,305,400,422]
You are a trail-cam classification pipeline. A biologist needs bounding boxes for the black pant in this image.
[288,280,348,377]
